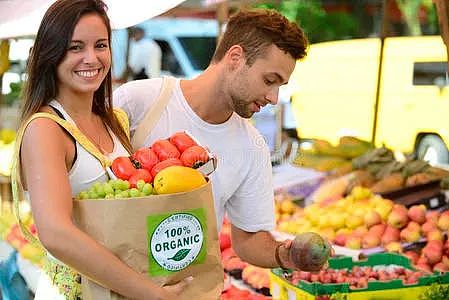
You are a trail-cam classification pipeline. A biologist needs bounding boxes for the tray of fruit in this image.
[270,253,449,300]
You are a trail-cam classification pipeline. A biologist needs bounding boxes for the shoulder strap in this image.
[113,107,130,140]
[11,112,109,248]
[132,76,176,149]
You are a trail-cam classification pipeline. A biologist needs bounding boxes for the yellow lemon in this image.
[154,166,206,194]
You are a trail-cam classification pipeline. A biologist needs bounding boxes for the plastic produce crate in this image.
[270,253,449,300]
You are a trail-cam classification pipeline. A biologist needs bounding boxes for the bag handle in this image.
[131,76,176,150]
[12,110,127,248]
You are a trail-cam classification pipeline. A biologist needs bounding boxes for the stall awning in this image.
[0,0,186,39]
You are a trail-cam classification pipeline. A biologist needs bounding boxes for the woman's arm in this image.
[21,118,177,300]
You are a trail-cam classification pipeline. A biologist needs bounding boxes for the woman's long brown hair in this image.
[21,0,133,154]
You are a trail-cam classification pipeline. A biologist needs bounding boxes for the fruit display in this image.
[0,204,45,266]
[270,253,449,300]
[274,196,303,225]
[220,285,271,300]
[0,128,16,145]
[287,264,426,288]
[276,186,449,253]
[294,136,373,172]
[220,219,272,298]
[309,147,449,204]
[0,129,15,176]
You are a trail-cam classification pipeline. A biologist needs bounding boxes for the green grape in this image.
[78,191,89,200]
[110,179,122,191]
[96,185,106,198]
[105,193,115,199]
[120,180,131,191]
[136,180,146,191]
[129,188,141,198]
[114,193,123,199]
[93,182,102,193]
[103,182,114,195]
[88,190,99,199]
[114,179,124,191]
[142,183,153,196]
[119,190,130,198]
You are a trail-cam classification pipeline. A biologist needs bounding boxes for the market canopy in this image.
[0,0,187,39]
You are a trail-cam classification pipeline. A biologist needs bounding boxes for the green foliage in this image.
[3,81,22,106]
[254,0,359,43]
[423,3,439,34]
[419,283,449,300]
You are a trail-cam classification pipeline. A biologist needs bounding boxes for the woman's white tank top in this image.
[48,100,129,196]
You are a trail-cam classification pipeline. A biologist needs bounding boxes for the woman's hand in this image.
[161,276,193,299]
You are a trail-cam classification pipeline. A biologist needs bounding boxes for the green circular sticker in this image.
[150,213,204,271]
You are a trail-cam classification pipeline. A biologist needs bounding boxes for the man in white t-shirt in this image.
[114,9,308,270]
[128,27,161,80]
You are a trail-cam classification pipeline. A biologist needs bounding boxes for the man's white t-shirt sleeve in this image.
[225,141,275,232]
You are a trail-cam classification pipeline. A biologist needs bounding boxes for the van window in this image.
[178,37,216,70]
[155,40,184,77]
[413,62,448,86]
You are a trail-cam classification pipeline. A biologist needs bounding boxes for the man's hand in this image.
[277,239,333,271]
[277,239,296,269]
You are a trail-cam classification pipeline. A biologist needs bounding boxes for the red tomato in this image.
[150,158,183,178]
[128,169,152,187]
[152,139,180,161]
[132,147,159,172]
[169,132,197,153]
[180,145,209,168]
[111,156,137,180]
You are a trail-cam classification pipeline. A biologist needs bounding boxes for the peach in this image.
[362,233,381,248]
[384,241,402,253]
[426,211,440,223]
[387,206,409,229]
[407,205,426,224]
[345,235,362,250]
[437,212,449,231]
[400,228,421,243]
[421,220,437,235]
[381,225,400,245]
[364,211,382,228]
[404,251,419,265]
[427,229,444,242]
[368,224,387,237]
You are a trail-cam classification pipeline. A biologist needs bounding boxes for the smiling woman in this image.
[11,1,188,300]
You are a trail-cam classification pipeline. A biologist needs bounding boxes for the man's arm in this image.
[231,224,294,269]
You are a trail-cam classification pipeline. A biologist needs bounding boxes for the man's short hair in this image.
[212,9,308,66]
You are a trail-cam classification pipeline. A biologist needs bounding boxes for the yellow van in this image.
[290,36,449,164]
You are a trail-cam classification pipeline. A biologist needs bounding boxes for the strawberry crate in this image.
[270,253,449,300]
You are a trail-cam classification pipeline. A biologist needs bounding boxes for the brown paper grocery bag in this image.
[72,181,223,300]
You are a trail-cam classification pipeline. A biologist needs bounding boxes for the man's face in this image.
[228,45,296,119]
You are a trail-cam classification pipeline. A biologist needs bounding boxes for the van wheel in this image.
[416,135,449,165]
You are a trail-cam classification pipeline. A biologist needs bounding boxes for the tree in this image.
[254,0,359,43]
[396,0,423,35]
[395,0,439,36]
